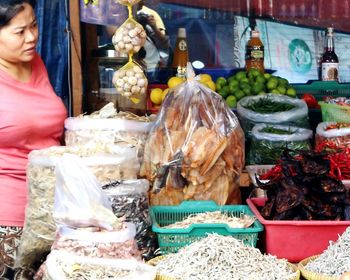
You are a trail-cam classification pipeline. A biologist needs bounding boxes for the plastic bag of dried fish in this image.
[64,103,154,162]
[16,145,139,270]
[141,63,245,206]
[102,180,157,260]
[44,251,156,280]
[51,225,141,260]
[53,154,121,230]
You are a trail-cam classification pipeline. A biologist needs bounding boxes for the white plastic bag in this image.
[53,154,119,230]
[44,251,156,280]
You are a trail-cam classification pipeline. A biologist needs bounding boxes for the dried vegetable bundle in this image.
[258,150,350,220]
[140,65,245,205]
[154,234,298,280]
[304,227,350,277]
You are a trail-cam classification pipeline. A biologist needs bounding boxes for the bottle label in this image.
[178,39,187,51]
[321,62,339,81]
[246,46,264,60]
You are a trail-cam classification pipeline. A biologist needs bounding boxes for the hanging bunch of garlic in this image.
[111,1,148,104]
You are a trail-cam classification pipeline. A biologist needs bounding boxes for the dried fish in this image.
[162,211,255,229]
[102,180,158,261]
[155,234,297,280]
[304,227,350,276]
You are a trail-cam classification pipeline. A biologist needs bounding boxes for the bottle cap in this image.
[178,28,186,38]
[251,30,260,38]
[326,27,334,36]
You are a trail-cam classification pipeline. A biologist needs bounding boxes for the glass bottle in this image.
[245,29,264,73]
[172,28,189,78]
[321,27,339,81]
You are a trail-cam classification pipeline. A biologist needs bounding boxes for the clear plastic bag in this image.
[53,154,119,229]
[16,146,139,270]
[51,225,140,260]
[112,18,146,55]
[140,63,245,206]
[315,122,350,152]
[44,251,155,280]
[102,180,157,260]
[113,60,148,103]
[237,94,309,138]
[248,124,313,164]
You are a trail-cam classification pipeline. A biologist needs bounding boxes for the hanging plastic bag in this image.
[44,251,156,280]
[140,63,245,206]
[113,60,148,104]
[53,154,120,229]
[101,179,157,260]
[248,124,313,164]
[112,18,146,55]
[237,94,309,138]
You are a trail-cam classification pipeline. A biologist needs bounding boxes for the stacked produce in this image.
[248,124,312,164]
[16,146,139,270]
[153,234,298,280]
[237,94,309,138]
[258,150,350,220]
[141,65,245,205]
[316,122,350,180]
[215,69,297,108]
[302,227,350,278]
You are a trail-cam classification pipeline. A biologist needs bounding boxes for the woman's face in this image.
[0,3,38,64]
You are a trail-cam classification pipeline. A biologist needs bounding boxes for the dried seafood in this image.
[140,80,245,205]
[16,146,139,270]
[162,211,255,229]
[155,234,297,280]
[304,227,350,277]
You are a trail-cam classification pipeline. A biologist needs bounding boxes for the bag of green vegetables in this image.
[248,123,313,164]
[237,94,309,138]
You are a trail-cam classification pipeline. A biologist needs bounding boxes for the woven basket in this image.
[298,255,339,280]
[148,256,300,280]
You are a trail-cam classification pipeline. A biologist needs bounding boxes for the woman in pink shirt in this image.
[0,0,67,278]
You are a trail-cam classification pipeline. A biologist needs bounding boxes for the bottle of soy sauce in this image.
[172,28,189,78]
[321,27,339,81]
[245,28,264,73]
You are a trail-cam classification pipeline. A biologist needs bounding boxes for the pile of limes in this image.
[215,69,297,108]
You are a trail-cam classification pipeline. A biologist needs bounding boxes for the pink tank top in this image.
[0,53,67,226]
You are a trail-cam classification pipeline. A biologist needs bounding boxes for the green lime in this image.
[264,73,272,80]
[216,83,222,91]
[235,71,247,81]
[277,86,286,94]
[226,95,237,108]
[229,79,239,87]
[234,90,245,100]
[258,91,266,95]
[286,87,297,97]
[278,78,289,86]
[252,82,265,95]
[227,76,236,83]
[242,85,252,96]
[229,83,239,94]
[255,75,266,84]
[267,77,278,90]
[240,77,249,84]
[219,85,231,99]
[216,77,227,87]
[271,89,280,94]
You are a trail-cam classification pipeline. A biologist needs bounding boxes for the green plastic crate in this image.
[150,200,264,254]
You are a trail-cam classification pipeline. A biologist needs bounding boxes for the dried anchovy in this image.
[162,211,255,229]
[102,180,157,261]
[58,261,131,279]
[305,227,350,276]
[156,234,297,280]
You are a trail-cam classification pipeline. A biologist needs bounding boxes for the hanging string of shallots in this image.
[112,0,148,104]
[155,234,297,280]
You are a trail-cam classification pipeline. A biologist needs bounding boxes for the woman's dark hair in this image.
[0,0,35,27]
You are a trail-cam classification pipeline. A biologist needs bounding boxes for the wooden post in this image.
[69,0,83,116]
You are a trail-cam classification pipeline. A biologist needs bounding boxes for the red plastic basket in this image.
[247,197,350,262]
